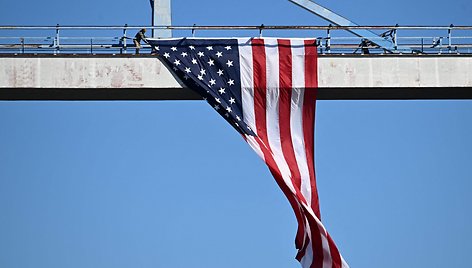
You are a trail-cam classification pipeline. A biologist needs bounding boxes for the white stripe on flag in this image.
[239,38,265,160]
[300,218,314,268]
[264,39,297,194]
[290,40,313,206]
[301,201,334,268]
[239,38,257,135]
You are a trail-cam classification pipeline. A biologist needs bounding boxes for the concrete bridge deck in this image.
[1,54,471,100]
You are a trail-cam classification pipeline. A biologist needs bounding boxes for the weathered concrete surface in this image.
[318,56,472,87]
[0,56,182,88]
[1,55,471,100]
[1,55,472,88]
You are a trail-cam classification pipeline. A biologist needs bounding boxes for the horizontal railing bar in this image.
[1,25,472,30]
[1,25,471,55]
[2,37,471,41]
[2,44,471,50]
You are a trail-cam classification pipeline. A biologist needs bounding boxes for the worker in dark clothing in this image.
[360,39,370,54]
[133,28,148,54]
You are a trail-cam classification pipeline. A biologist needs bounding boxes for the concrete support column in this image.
[152,0,172,38]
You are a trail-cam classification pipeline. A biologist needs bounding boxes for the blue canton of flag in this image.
[148,38,255,136]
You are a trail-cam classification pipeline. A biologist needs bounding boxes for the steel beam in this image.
[288,0,412,53]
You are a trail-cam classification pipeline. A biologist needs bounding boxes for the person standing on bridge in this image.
[133,28,149,54]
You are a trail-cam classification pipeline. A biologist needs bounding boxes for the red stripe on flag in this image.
[251,38,306,250]
[303,40,320,218]
[277,39,303,194]
[305,196,324,268]
[304,39,318,88]
[328,233,342,268]
[301,40,326,268]
[278,39,316,260]
[252,38,267,136]
[303,39,343,268]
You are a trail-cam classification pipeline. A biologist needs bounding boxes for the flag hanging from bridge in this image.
[148,37,349,268]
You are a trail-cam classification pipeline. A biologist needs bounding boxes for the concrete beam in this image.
[1,55,471,100]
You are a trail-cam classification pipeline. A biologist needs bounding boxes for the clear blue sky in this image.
[1,1,472,268]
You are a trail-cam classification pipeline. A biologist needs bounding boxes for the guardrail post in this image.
[393,28,398,52]
[20,38,24,54]
[55,24,60,54]
[326,26,331,54]
[122,24,128,54]
[259,24,264,38]
[192,24,196,37]
[448,24,453,53]
[439,37,443,54]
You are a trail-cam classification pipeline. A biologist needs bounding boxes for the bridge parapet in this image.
[1,54,471,100]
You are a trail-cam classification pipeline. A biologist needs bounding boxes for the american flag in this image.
[148,37,349,268]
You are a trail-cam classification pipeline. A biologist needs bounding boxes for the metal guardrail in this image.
[1,25,472,55]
